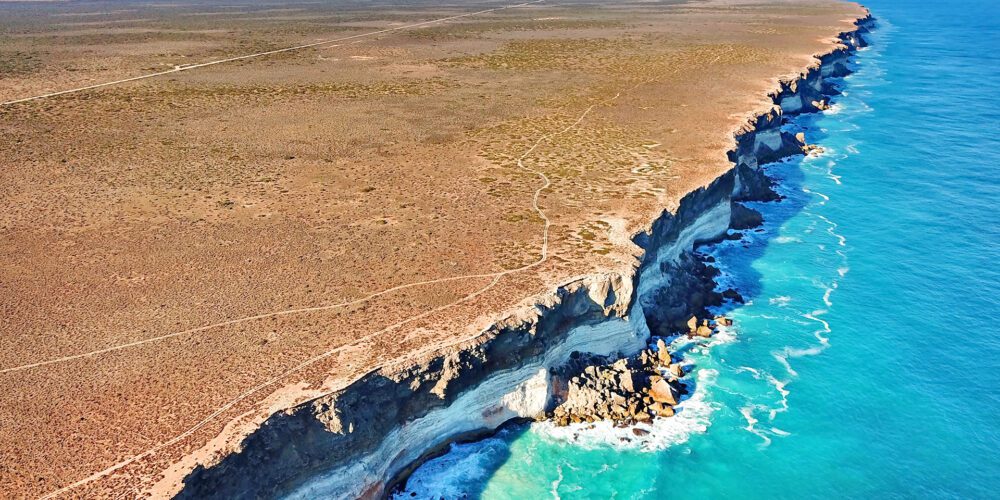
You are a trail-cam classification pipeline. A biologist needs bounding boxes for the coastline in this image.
[172,10,876,499]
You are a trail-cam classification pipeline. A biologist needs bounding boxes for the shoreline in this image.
[173,11,876,499]
[392,13,877,495]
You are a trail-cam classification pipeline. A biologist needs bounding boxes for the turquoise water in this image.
[400,1,1000,498]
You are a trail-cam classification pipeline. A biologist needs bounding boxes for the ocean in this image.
[398,0,1000,497]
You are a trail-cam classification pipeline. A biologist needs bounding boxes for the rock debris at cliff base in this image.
[544,315,732,428]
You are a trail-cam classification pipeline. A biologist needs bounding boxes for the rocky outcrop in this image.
[176,13,875,500]
[730,203,764,230]
[544,339,685,427]
[541,312,733,427]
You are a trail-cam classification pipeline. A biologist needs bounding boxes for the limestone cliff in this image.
[176,13,875,499]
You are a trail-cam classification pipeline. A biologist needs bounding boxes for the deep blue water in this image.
[400,1,1000,498]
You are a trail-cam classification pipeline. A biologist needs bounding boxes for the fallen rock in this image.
[610,392,626,406]
[695,325,713,338]
[616,373,634,392]
[655,339,671,365]
[649,379,680,405]
[730,203,764,230]
[722,288,745,303]
[812,99,831,110]
[714,316,732,327]
[686,316,698,332]
[668,363,685,378]
[803,143,826,155]
[632,427,650,437]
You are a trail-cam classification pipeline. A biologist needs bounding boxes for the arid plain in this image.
[0,0,863,496]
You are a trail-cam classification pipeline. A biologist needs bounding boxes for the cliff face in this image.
[177,14,874,499]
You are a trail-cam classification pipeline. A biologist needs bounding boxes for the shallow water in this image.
[399,1,1000,497]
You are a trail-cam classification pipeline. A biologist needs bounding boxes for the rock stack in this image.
[795,131,825,155]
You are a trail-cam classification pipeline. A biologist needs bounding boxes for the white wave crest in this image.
[774,235,802,244]
[739,405,771,447]
[765,374,790,420]
[393,432,518,499]
[769,296,792,307]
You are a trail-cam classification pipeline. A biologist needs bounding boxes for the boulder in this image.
[722,288,745,303]
[627,401,639,415]
[632,427,650,437]
[714,316,732,327]
[668,363,685,378]
[649,379,680,405]
[686,316,698,332]
[617,369,635,393]
[610,392,627,406]
[695,325,713,338]
[655,339,671,365]
[803,144,826,155]
[730,203,764,230]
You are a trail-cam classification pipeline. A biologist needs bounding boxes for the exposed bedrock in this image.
[177,14,874,500]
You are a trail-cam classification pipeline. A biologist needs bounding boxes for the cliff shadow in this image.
[696,79,852,323]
